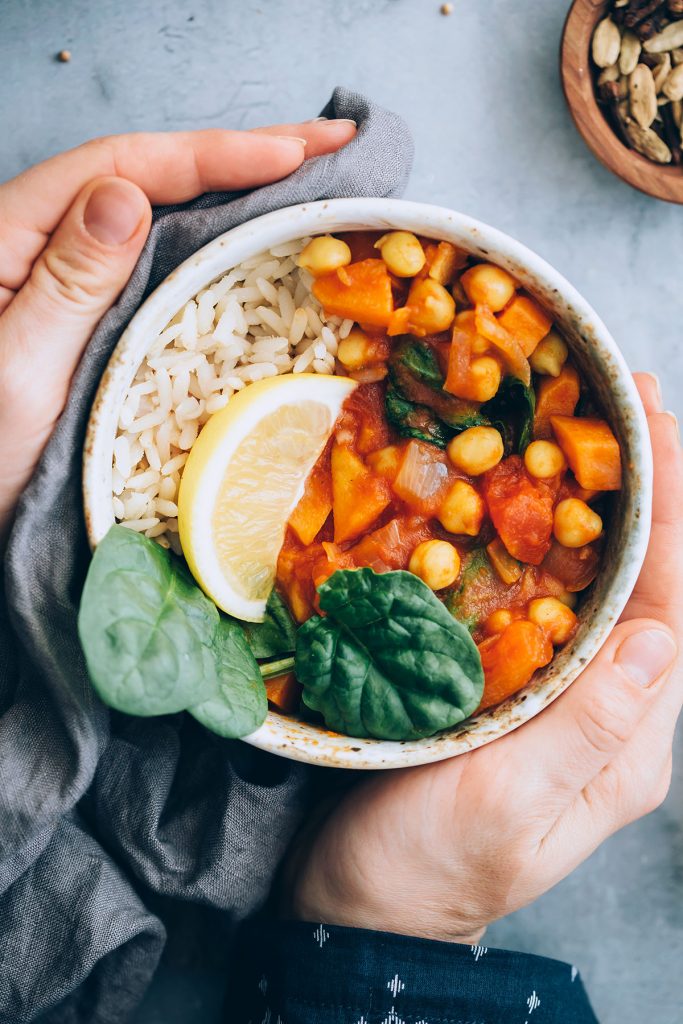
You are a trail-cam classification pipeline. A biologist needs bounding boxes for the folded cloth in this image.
[232,920,600,1024]
[0,88,414,1024]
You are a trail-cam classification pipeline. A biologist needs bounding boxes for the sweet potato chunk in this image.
[550,416,622,491]
[534,366,580,440]
[478,620,553,711]
[265,673,302,714]
[366,444,404,482]
[288,454,332,546]
[497,295,552,357]
[312,259,393,328]
[331,443,392,543]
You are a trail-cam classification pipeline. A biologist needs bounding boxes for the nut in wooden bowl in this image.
[561,0,683,203]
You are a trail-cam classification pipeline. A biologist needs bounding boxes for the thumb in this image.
[0,177,151,536]
[504,617,677,809]
[1,176,151,397]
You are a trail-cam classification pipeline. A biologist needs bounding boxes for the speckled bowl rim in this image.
[83,198,652,770]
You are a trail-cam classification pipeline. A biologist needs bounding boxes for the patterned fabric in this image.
[231,921,600,1024]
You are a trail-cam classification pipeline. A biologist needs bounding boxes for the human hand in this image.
[0,118,356,541]
[286,373,682,943]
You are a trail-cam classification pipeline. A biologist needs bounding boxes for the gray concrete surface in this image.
[1,0,681,1021]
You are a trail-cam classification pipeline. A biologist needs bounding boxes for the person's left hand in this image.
[0,118,356,540]
[285,373,682,944]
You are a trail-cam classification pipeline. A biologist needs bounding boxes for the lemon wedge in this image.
[178,374,357,621]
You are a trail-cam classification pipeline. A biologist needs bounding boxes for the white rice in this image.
[112,236,354,553]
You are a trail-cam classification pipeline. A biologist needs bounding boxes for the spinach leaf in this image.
[241,589,297,659]
[295,568,483,740]
[78,526,267,737]
[482,376,535,454]
[385,382,453,449]
[189,619,266,738]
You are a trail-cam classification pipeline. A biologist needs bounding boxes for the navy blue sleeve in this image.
[230,919,599,1023]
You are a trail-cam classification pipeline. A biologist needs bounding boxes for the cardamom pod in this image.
[629,63,658,127]
[624,119,673,161]
[653,52,672,92]
[593,17,622,68]
[663,63,683,100]
[619,31,642,75]
[643,21,683,54]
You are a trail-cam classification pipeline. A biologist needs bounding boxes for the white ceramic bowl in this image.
[83,198,652,769]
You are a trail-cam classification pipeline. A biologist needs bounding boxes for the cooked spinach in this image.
[399,340,444,388]
[385,382,453,449]
[446,548,494,634]
[295,568,483,740]
[387,341,489,448]
[241,589,296,659]
[78,526,266,737]
[482,376,535,454]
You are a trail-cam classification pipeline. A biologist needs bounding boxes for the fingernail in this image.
[665,410,681,444]
[645,372,662,407]
[318,118,357,127]
[615,629,676,688]
[308,116,329,122]
[84,179,147,246]
[274,135,307,146]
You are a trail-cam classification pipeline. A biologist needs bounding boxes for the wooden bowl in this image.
[561,0,683,203]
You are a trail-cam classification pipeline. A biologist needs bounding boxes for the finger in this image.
[633,371,662,415]
[0,129,309,292]
[0,177,151,494]
[621,411,683,627]
[501,618,677,810]
[253,118,356,157]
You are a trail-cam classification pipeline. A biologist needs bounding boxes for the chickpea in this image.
[447,426,504,476]
[524,440,566,479]
[528,597,578,645]
[297,235,351,276]
[461,264,517,312]
[406,278,456,334]
[553,498,603,548]
[409,539,461,590]
[468,357,502,402]
[375,231,426,277]
[529,330,568,377]
[438,480,485,536]
[337,328,373,370]
[484,608,515,636]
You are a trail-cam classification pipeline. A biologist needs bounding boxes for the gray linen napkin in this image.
[0,88,413,1024]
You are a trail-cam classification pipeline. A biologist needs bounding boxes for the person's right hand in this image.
[286,373,682,943]
[0,118,356,542]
